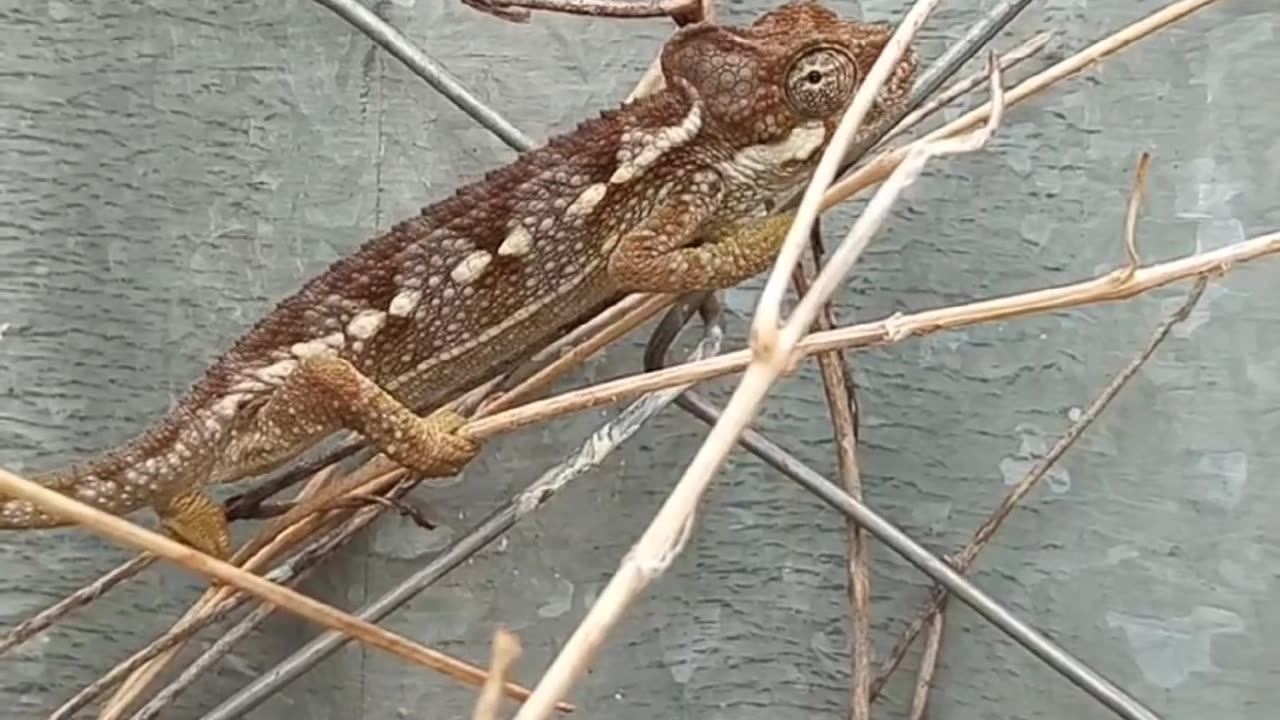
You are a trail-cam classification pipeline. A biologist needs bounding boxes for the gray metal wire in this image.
[313,0,534,152]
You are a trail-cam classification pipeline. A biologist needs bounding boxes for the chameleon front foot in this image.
[386,407,481,478]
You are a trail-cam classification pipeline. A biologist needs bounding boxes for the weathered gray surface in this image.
[1,0,1277,718]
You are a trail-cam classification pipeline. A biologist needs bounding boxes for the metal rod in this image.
[674,392,1163,720]
[313,0,535,152]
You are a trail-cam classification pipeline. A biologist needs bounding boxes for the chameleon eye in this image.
[784,47,858,118]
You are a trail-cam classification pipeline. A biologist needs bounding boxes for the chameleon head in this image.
[661,0,917,189]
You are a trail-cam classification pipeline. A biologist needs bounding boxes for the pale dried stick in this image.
[526,293,667,368]
[508,6,953,715]
[473,628,523,720]
[51,475,446,720]
[819,348,872,720]
[908,611,945,720]
[124,479,488,720]
[771,58,1000,720]
[0,469,549,708]
[99,465,349,718]
[884,31,1053,145]
[1121,151,1152,278]
[792,244,871,720]
[870,275,1212,700]
[823,0,1224,211]
[469,226,1280,441]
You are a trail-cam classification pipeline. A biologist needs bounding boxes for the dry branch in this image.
[871,276,1212,700]
[884,31,1053,146]
[473,628,524,720]
[461,0,701,23]
[908,611,945,720]
[792,235,872,720]
[0,469,561,711]
[472,227,1280,440]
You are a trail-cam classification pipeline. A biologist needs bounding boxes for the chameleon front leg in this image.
[608,179,796,293]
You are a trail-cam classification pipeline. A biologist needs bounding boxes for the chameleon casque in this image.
[0,1,916,559]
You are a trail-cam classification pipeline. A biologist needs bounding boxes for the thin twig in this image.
[870,276,1212,700]
[0,469,551,709]
[884,31,1053,146]
[792,230,872,720]
[1122,151,1152,278]
[478,293,675,416]
[821,0,1034,183]
[462,0,700,23]
[473,628,523,720]
[471,227,1280,441]
[909,611,945,720]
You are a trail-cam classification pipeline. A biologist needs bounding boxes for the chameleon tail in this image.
[0,414,209,530]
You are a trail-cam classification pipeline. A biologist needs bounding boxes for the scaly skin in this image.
[0,1,917,559]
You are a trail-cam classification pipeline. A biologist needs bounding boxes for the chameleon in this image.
[0,0,917,560]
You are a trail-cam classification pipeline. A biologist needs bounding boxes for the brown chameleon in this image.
[0,0,916,559]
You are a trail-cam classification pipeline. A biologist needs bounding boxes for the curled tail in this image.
[0,410,216,530]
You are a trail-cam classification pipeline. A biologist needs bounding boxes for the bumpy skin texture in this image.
[0,0,917,558]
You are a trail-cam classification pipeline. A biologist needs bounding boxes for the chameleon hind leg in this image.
[162,355,476,561]
[242,354,480,482]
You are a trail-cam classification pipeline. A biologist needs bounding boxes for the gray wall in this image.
[1,0,1277,718]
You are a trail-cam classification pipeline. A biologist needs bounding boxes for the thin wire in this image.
[313,0,534,152]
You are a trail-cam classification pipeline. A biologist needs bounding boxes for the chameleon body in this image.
[0,1,916,558]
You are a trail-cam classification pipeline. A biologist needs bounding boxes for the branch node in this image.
[1119,150,1152,281]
